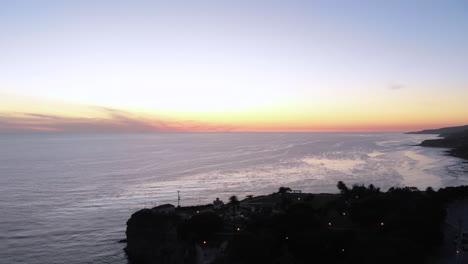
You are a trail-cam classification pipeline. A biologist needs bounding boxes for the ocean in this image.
[1,132,467,263]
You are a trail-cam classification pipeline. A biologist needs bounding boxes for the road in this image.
[430,199,468,264]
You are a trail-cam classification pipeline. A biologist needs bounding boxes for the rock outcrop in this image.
[125,207,186,264]
[124,185,468,264]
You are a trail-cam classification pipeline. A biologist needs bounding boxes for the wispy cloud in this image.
[388,84,405,90]
[0,107,233,133]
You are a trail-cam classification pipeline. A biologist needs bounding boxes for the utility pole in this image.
[177,190,181,208]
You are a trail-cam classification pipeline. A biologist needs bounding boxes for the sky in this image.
[1,0,467,132]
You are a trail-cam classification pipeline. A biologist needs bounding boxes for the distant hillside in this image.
[407,125,468,136]
[414,126,468,160]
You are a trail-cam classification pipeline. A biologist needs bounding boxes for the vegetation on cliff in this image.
[125,184,468,264]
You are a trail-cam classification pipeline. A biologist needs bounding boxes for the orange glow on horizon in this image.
[1,1,467,134]
[0,94,466,133]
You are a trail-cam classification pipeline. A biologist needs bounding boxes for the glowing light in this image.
[380,222,385,226]
[203,241,207,245]
[328,222,332,226]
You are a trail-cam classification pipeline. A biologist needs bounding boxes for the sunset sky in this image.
[1,0,467,132]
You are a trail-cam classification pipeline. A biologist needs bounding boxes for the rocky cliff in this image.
[125,208,187,264]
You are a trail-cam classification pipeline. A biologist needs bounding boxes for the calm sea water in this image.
[1,133,467,263]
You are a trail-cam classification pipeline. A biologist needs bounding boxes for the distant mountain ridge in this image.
[407,125,468,136]
[409,124,468,160]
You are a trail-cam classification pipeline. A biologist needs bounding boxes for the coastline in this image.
[4,132,468,264]
[124,184,468,264]
[419,139,468,162]
[409,126,468,162]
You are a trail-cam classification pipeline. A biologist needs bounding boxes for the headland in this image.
[409,125,468,160]
[124,183,468,264]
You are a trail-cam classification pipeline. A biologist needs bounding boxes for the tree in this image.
[229,195,240,207]
[368,184,380,194]
[278,187,292,195]
[337,181,349,195]
[178,212,224,241]
[304,194,315,201]
[425,186,435,195]
[229,195,240,231]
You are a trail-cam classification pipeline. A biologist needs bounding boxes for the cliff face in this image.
[125,206,228,264]
[125,208,187,264]
[124,187,467,264]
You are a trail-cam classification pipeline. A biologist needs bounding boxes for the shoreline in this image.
[409,128,468,162]
[419,143,468,161]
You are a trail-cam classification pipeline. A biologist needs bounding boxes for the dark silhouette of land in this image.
[407,125,468,136]
[409,125,468,160]
[124,183,468,264]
